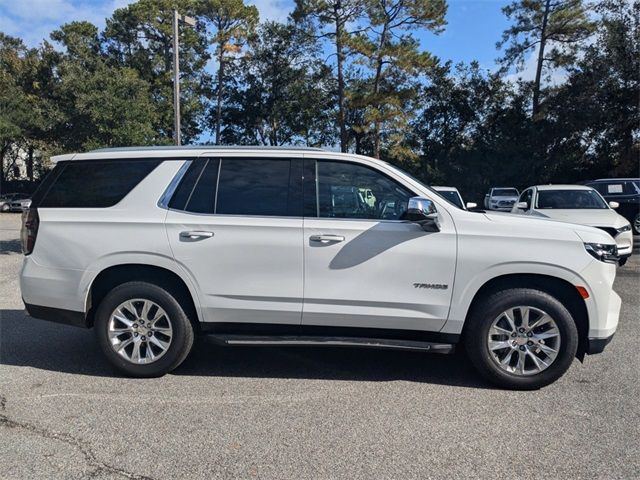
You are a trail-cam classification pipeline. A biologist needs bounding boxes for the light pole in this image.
[172,10,196,146]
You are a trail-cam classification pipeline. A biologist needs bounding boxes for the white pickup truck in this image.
[484,187,520,211]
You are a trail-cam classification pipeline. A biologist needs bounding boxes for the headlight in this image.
[584,243,619,264]
[616,224,631,234]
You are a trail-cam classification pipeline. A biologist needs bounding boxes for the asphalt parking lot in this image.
[1,213,639,479]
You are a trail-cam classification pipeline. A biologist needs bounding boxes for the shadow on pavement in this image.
[0,309,489,389]
[0,239,22,255]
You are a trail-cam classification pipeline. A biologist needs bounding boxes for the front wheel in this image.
[95,281,195,377]
[633,213,640,235]
[464,288,578,390]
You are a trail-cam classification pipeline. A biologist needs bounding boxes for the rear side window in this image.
[36,160,160,208]
[168,159,220,213]
[216,159,292,216]
[168,158,301,216]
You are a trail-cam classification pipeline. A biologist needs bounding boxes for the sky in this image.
[0,0,532,77]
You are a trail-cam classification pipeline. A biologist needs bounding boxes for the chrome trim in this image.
[157,160,193,209]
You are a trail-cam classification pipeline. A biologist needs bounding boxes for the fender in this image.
[441,261,589,335]
[79,252,204,323]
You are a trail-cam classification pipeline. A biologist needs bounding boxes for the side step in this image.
[211,335,455,354]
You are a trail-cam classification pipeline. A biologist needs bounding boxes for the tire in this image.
[619,257,628,267]
[94,281,195,377]
[1,204,9,212]
[464,288,578,390]
[633,213,640,235]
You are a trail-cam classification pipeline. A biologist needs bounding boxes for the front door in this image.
[165,156,304,325]
[302,159,456,333]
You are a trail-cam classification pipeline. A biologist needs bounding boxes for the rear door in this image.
[301,158,456,333]
[165,155,304,325]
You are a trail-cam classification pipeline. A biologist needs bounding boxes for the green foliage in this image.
[221,22,334,146]
[497,0,595,115]
[347,0,447,158]
[103,0,210,141]
[199,0,259,143]
[0,0,637,199]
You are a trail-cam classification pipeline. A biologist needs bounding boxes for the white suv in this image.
[20,147,621,389]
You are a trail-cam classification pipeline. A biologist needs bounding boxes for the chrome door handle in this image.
[180,230,214,239]
[310,234,345,243]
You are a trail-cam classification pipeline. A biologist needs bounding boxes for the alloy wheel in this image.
[487,306,561,376]
[108,299,173,364]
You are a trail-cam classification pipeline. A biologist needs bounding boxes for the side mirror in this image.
[466,202,477,209]
[515,201,528,210]
[609,201,619,209]
[406,197,440,232]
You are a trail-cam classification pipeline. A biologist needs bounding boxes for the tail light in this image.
[21,208,39,255]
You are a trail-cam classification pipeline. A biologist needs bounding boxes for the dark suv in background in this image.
[585,179,640,235]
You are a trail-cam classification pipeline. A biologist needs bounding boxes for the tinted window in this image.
[38,160,160,208]
[518,189,533,209]
[168,160,206,211]
[536,189,608,209]
[184,159,220,214]
[435,190,463,208]
[494,188,519,196]
[316,161,414,220]
[606,181,639,195]
[216,159,293,216]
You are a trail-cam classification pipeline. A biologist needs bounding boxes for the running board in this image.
[211,335,455,354]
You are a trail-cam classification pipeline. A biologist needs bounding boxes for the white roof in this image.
[535,184,593,191]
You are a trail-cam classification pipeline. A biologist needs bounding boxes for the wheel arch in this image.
[461,273,589,359]
[85,264,201,330]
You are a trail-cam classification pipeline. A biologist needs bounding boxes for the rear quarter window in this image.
[34,160,161,208]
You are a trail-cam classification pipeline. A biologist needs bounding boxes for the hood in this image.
[483,211,614,245]
[531,209,628,228]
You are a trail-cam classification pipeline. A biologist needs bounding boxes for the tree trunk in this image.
[532,0,551,118]
[27,145,34,181]
[372,23,388,159]
[215,43,225,145]
[335,5,348,153]
[0,143,7,196]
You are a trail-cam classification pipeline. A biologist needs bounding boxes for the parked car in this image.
[511,185,633,265]
[432,186,477,210]
[20,146,621,389]
[8,197,31,212]
[584,178,640,235]
[0,193,29,212]
[484,187,519,211]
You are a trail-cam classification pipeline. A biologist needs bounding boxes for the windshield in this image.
[536,189,608,209]
[435,190,463,208]
[493,188,518,196]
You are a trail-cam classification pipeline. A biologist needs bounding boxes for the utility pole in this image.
[172,10,196,146]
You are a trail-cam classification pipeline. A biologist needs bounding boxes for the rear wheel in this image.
[464,288,578,390]
[95,281,194,377]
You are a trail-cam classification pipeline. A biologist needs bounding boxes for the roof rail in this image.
[89,145,326,153]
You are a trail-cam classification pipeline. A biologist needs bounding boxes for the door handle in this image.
[180,230,214,239]
[310,234,345,243]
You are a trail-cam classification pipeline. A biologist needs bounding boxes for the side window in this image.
[604,182,625,195]
[37,160,160,208]
[315,160,414,220]
[216,158,295,216]
[586,183,604,194]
